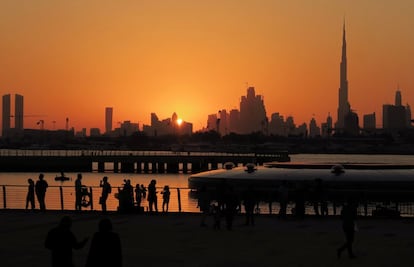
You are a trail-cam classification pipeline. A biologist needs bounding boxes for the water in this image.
[1,154,414,213]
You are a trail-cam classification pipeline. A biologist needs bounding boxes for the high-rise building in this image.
[2,94,11,137]
[15,94,24,131]
[105,107,113,134]
[363,113,376,132]
[239,87,267,134]
[336,23,351,131]
[383,90,410,132]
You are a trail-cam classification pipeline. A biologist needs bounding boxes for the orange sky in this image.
[1,0,414,133]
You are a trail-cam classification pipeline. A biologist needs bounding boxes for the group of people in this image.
[45,216,122,267]
[25,173,48,211]
[117,178,171,213]
[25,174,172,214]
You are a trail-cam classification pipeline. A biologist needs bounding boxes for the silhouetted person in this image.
[224,186,238,230]
[45,216,88,267]
[135,183,142,208]
[161,185,171,212]
[243,185,256,226]
[278,180,289,218]
[86,218,122,267]
[312,178,328,217]
[147,179,158,212]
[140,184,147,199]
[35,173,48,211]
[75,173,83,211]
[294,181,306,219]
[26,178,35,210]
[99,176,112,213]
[197,185,210,227]
[337,201,358,259]
[118,179,134,212]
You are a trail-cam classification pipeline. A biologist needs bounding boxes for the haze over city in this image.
[1,1,414,132]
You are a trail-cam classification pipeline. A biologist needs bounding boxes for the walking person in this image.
[86,218,122,267]
[135,183,142,208]
[337,200,358,259]
[99,176,112,213]
[75,173,83,211]
[147,179,158,212]
[26,178,35,210]
[45,216,88,267]
[35,173,48,211]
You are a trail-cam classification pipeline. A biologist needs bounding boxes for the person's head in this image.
[39,173,44,180]
[136,184,140,188]
[151,179,156,185]
[98,218,113,232]
[77,173,82,180]
[164,185,169,191]
[28,178,34,184]
[103,176,108,182]
[59,216,72,229]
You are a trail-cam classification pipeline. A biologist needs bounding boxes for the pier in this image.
[0,149,290,173]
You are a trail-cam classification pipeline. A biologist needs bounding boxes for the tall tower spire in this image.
[336,21,351,130]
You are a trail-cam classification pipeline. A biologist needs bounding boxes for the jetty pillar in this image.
[143,162,150,173]
[98,162,105,173]
[211,162,218,170]
[182,162,188,173]
[167,162,179,173]
[121,162,134,173]
[158,162,165,173]
[136,162,142,173]
[191,161,201,173]
[114,162,119,173]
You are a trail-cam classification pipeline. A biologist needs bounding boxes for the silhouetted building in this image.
[90,128,101,137]
[218,109,228,136]
[383,90,411,132]
[2,94,11,137]
[143,112,192,136]
[15,94,24,131]
[336,23,351,132]
[309,117,320,137]
[2,93,24,137]
[228,109,240,134]
[321,113,333,137]
[206,114,218,132]
[363,113,376,133]
[105,107,113,134]
[344,111,359,136]
[239,87,267,134]
[269,113,286,136]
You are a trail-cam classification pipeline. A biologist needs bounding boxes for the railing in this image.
[1,184,411,217]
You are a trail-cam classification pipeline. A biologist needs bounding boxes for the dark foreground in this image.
[1,210,414,267]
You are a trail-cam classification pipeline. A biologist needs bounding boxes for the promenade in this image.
[1,210,413,267]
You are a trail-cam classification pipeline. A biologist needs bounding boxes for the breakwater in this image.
[0,150,290,173]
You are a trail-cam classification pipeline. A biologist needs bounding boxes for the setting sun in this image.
[176,118,183,126]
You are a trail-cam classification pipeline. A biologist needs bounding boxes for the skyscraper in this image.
[2,94,11,136]
[336,22,351,130]
[239,87,267,134]
[15,94,24,131]
[105,107,113,134]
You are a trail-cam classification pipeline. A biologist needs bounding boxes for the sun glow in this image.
[176,118,183,126]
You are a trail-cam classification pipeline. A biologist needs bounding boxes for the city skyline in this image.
[1,1,414,132]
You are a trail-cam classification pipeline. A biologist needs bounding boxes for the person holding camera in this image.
[100,176,112,213]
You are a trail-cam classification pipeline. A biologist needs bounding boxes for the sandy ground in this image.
[1,210,414,267]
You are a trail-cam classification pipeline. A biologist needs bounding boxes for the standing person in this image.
[147,179,158,212]
[75,173,83,211]
[197,185,210,227]
[140,184,147,199]
[135,183,142,208]
[35,173,48,211]
[337,200,358,259]
[242,185,256,226]
[45,216,88,267]
[26,178,35,210]
[278,180,289,218]
[161,185,171,212]
[86,218,122,267]
[99,176,112,213]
